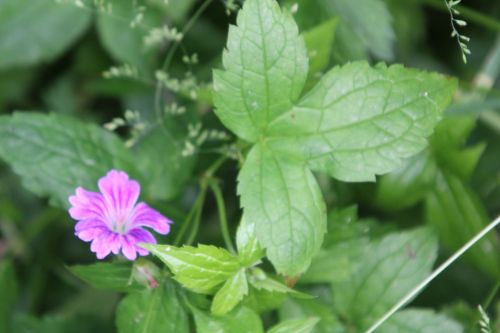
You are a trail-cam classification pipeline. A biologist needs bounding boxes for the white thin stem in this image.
[364,216,500,333]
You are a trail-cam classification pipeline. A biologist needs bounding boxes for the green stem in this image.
[185,182,208,246]
[419,0,500,32]
[173,183,208,246]
[209,179,236,254]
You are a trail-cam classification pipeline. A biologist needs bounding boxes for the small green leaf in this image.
[0,112,137,208]
[213,0,308,141]
[116,279,189,333]
[236,216,265,267]
[0,0,91,69]
[211,269,248,315]
[243,287,287,314]
[426,169,500,277]
[238,143,326,276]
[191,306,264,333]
[142,244,241,294]
[0,260,17,333]
[267,317,319,333]
[268,62,457,182]
[248,268,313,299]
[69,262,143,292]
[332,227,438,329]
[303,19,338,89]
[377,309,463,333]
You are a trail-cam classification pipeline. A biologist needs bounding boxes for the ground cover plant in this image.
[0,0,499,332]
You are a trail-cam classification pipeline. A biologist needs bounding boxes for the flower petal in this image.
[130,202,172,234]
[75,219,107,232]
[121,236,138,260]
[90,232,112,259]
[98,170,140,218]
[69,187,107,221]
[76,226,108,242]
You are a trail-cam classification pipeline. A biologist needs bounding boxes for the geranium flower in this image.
[68,170,172,260]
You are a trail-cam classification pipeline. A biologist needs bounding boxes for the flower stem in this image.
[364,216,500,333]
[173,182,208,246]
[209,179,236,254]
[185,182,208,246]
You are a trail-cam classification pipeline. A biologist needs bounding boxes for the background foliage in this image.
[0,0,499,332]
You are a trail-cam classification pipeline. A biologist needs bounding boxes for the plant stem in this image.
[364,216,500,333]
[173,182,208,246]
[209,179,236,254]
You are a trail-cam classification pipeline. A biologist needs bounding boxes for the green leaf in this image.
[426,169,500,277]
[134,118,195,201]
[236,216,265,267]
[324,0,395,60]
[0,112,137,208]
[12,314,105,333]
[191,306,264,333]
[116,279,189,333]
[69,262,142,292]
[248,268,313,299]
[243,287,287,313]
[0,260,17,333]
[97,0,163,73]
[279,298,346,333]
[211,269,248,316]
[377,309,463,333]
[213,0,308,141]
[303,19,338,89]
[142,244,241,294]
[238,143,326,275]
[332,227,438,329]
[374,151,438,211]
[267,317,319,333]
[268,62,457,182]
[0,0,91,69]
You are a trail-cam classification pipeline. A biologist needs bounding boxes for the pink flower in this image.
[68,170,172,260]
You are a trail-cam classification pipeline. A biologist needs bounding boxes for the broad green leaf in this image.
[0,112,137,208]
[13,314,106,333]
[377,309,463,333]
[267,317,319,333]
[191,306,264,333]
[279,298,346,333]
[303,19,337,89]
[97,0,163,73]
[211,269,248,315]
[142,244,241,294]
[332,227,438,329]
[69,262,142,292]
[374,152,438,211]
[268,62,457,182]
[236,216,265,267]
[213,0,308,141]
[116,279,189,333]
[0,0,91,69]
[243,287,287,313]
[134,118,195,201]
[0,260,17,333]
[323,0,395,60]
[426,169,500,277]
[238,143,326,275]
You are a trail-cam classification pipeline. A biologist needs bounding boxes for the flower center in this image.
[112,215,129,234]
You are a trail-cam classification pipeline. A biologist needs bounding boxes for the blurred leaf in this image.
[238,144,326,276]
[248,268,313,299]
[142,244,240,294]
[268,62,457,182]
[69,262,143,292]
[426,169,500,277]
[213,0,308,142]
[0,260,17,333]
[236,217,265,267]
[0,69,34,109]
[332,227,438,330]
[243,287,287,314]
[13,314,106,333]
[374,151,438,211]
[267,317,319,333]
[446,97,500,116]
[211,269,248,316]
[303,19,338,89]
[0,112,137,208]
[279,298,345,333]
[134,117,195,201]
[97,0,163,74]
[322,0,395,60]
[191,306,264,333]
[377,309,463,332]
[116,279,189,333]
[149,0,197,23]
[0,0,91,69]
